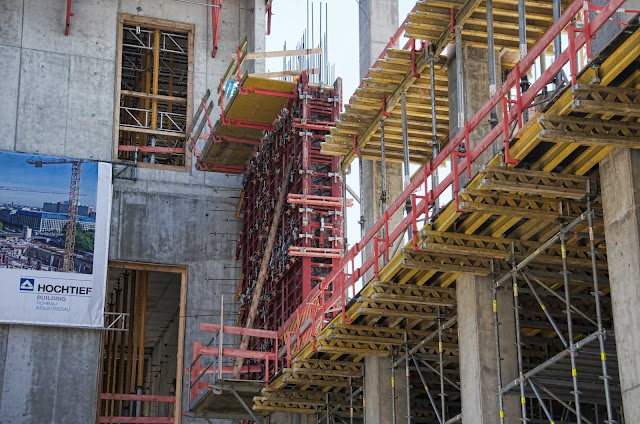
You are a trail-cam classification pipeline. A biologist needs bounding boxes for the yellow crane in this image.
[27,159,82,272]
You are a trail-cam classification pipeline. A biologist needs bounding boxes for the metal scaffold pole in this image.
[561,230,583,423]
[510,251,528,423]
[405,333,411,424]
[401,91,412,239]
[380,118,388,264]
[391,352,397,424]
[428,52,439,212]
[586,181,614,423]
[411,352,442,424]
[437,306,445,422]
[359,151,365,238]
[492,264,506,424]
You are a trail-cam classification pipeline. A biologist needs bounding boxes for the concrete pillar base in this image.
[457,274,521,423]
[364,355,408,424]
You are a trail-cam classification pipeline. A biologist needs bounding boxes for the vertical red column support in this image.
[266,2,273,35]
[410,194,418,250]
[568,25,578,86]
[301,76,312,300]
[501,97,519,165]
[64,0,73,36]
[464,121,472,179]
[411,39,421,78]
[452,150,461,212]
[211,0,222,58]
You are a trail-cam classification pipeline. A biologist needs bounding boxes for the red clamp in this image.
[382,94,390,118]
[353,134,359,155]
[450,8,455,33]
[411,39,424,78]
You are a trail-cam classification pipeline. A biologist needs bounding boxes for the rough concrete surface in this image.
[601,148,640,422]
[0,0,261,423]
[0,45,20,151]
[0,325,101,424]
[364,355,408,424]
[457,275,521,424]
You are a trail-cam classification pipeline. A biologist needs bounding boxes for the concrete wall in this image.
[0,1,263,422]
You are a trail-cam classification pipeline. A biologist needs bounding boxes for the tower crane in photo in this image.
[27,159,82,272]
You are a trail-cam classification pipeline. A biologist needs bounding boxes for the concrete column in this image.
[590,0,640,57]
[457,275,521,423]
[364,355,408,424]
[240,0,266,73]
[358,0,404,283]
[448,44,501,177]
[601,148,640,421]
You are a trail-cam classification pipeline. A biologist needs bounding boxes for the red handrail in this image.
[277,0,628,365]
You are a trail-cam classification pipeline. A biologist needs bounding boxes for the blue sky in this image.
[265,0,415,99]
[0,151,98,209]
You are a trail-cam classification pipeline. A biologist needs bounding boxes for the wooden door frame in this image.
[106,260,188,423]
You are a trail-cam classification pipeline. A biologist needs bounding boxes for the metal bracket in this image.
[112,162,138,181]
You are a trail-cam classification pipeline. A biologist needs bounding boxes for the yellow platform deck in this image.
[200,75,296,169]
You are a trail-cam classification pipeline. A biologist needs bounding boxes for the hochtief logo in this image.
[20,278,35,292]
[18,277,92,296]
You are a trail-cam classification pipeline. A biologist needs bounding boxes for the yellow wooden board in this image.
[201,75,297,168]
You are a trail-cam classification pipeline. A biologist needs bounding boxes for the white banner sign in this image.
[0,152,112,328]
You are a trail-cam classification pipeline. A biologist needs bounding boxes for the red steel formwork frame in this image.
[276,0,628,366]
[236,72,345,350]
[188,323,278,402]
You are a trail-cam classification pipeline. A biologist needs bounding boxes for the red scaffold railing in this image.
[277,0,629,365]
[187,323,278,402]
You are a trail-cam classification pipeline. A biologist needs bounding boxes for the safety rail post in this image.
[286,332,292,368]
[190,342,202,403]
[310,303,319,352]
[265,355,270,388]
[339,269,352,324]
[410,191,431,251]
[500,98,519,165]
[237,45,242,81]
[295,309,301,354]
[463,121,472,180]
[374,237,381,281]
[452,148,462,212]
[410,194,419,250]
[513,64,524,129]
[384,209,390,261]
[581,3,593,60]
[411,39,422,78]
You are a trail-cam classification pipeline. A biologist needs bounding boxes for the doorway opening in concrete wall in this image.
[97,261,187,424]
[114,14,194,171]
